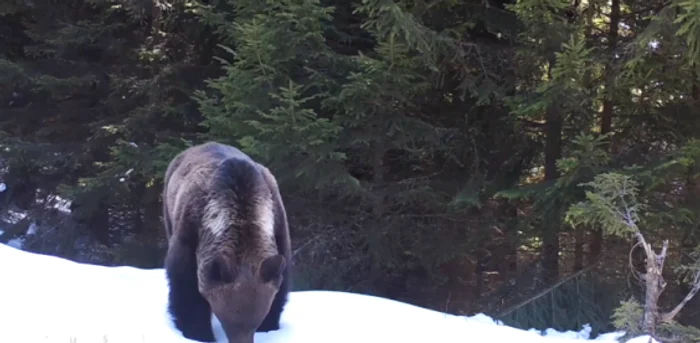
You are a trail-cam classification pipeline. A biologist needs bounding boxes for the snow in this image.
[5,237,24,249]
[0,243,655,343]
[26,221,38,235]
[625,338,659,343]
[3,209,27,224]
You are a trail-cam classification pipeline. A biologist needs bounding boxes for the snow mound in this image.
[0,243,643,343]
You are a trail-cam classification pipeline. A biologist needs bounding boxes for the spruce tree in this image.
[194,0,354,192]
[0,0,211,258]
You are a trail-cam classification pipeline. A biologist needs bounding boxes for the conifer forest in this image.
[2,0,700,340]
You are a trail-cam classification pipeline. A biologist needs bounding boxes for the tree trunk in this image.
[636,235,668,336]
[633,229,700,335]
[369,139,387,289]
[601,0,619,135]
[92,204,111,247]
[130,183,145,234]
[543,89,562,281]
[589,0,620,265]
[504,201,518,278]
[642,252,662,335]
[574,226,584,271]
[575,0,596,271]
[475,246,486,298]
[679,159,700,319]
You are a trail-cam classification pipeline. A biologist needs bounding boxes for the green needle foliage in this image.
[3,0,700,337]
[193,0,353,191]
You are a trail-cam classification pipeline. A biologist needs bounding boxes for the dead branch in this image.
[495,253,604,318]
[623,202,700,332]
[661,268,700,323]
[658,240,668,276]
[628,240,643,283]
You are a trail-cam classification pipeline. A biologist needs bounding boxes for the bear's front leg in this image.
[256,307,281,332]
[256,271,289,332]
[165,239,216,342]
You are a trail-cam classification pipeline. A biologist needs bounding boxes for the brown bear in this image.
[161,142,291,343]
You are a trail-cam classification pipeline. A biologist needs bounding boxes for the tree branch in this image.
[495,253,604,318]
[661,269,700,323]
[658,240,668,275]
[635,231,649,255]
[628,240,643,280]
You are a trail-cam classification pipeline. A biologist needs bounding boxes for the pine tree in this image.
[0,0,212,257]
[193,0,354,192]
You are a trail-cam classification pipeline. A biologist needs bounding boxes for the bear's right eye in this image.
[260,254,286,284]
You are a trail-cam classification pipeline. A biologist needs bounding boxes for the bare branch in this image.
[495,253,604,318]
[635,231,650,256]
[628,240,643,281]
[661,269,700,323]
[658,240,669,275]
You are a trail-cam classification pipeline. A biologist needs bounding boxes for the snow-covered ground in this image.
[0,243,656,343]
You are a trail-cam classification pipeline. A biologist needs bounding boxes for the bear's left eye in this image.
[208,258,234,284]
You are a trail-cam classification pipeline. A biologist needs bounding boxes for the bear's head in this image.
[199,253,286,343]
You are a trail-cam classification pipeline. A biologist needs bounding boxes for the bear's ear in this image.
[207,256,236,284]
[260,254,286,283]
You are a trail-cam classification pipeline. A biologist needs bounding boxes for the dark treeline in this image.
[2,0,700,340]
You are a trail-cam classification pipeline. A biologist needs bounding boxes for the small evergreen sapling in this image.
[566,172,700,340]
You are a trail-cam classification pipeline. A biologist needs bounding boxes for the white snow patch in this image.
[3,209,27,224]
[0,182,6,192]
[594,332,627,341]
[0,243,647,343]
[51,195,72,213]
[539,324,592,339]
[468,312,505,326]
[6,237,24,249]
[26,221,38,236]
[624,337,659,343]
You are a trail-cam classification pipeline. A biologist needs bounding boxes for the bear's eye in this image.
[208,258,235,284]
[260,254,286,284]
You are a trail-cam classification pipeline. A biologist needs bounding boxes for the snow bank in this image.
[0,243,647,343]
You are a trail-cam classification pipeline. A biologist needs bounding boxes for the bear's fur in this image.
[162,142,291,343]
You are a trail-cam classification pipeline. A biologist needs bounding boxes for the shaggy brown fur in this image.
[162,142,291,343]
